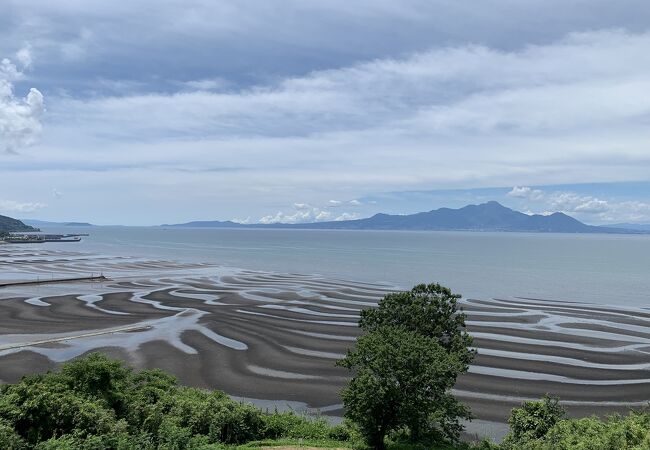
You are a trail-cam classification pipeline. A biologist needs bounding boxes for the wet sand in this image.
[1,247,649,438]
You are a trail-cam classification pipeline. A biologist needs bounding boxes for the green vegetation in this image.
[0,354,360,450]
[500,396,650,450]
[338,283,474,449]
[0,214,37,234]
[0,354,649,450]
[2,282,650,449]
[502,395,566,446]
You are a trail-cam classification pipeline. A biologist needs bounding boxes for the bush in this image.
[512,412,650,450]
[503,395,565,446]
[0,418,26,450]
[261,411,335,440]
[0,353,358,449]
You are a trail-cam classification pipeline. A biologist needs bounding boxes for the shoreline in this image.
[1,247,649,441]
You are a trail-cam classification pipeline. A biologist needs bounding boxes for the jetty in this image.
[0,275,108,288]
[2,233,89,244]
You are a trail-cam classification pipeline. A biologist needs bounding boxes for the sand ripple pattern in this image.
[1,248,649,423]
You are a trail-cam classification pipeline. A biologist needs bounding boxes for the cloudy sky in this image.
[2,0,650,225]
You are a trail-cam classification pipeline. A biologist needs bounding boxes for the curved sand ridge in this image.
[1,248,649,426]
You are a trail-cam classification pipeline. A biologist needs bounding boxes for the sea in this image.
[37,226,650,308]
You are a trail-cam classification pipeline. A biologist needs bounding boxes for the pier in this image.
[0,275,108,288]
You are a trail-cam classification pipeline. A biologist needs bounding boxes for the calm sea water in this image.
[40,226,650,307]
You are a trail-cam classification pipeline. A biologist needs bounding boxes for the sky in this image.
[1,0,650,226]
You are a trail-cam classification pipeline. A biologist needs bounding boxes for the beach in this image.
[1,246,649,439]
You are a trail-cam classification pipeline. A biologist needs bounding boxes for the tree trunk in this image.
[372,427,386,450]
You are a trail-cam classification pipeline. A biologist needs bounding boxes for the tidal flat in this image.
[1,247,649,439]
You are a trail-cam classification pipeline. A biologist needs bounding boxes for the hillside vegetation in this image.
[0,214,37,236]
[1,354,650,450]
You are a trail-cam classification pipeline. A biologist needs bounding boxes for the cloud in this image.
[335,212,360,221]
[231,216,250,224]
[4,26,650,224]
[327,199,363,208]
[0,199,46,213]
[0,48,44,153]
[260,201,358,224]
[507,186,650,223]
[182,78,230,91]
[259,207,330,224]
[15,46,32,68]
[548,192,610,214]
[258,201,366,223]
[508,186,544,200]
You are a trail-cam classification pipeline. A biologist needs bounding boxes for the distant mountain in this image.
[605,223,650,232]
[0,214,38,234]
[162,220,244,228]
[164,201,639,234]
[23,219,94,227]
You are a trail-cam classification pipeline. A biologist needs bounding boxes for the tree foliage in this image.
[0,353,356,450]
[339,283,475,449]
[338,326,467,449]
[359,283,475,367]
[2,353,650,450]
[503,395,565,446]
[504,407,650,450]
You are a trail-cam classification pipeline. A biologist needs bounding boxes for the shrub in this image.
[0,418,26,450]
[514,412,650,450]
[261,411,331,440]
[503,395,565,446]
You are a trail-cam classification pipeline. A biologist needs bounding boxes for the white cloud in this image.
[327,199,363,208]
[259,202,348,224]
[315,210,331,221]
[509,187,650,223]
[4,29,650,223]
[0,48,44,153]
[508,186,544,201]
[548,193,610,214]
[182,78,230,91]
[231,216,250,224]
[0,199,46,213]
[335,212,360,221]
[15,46,32,69]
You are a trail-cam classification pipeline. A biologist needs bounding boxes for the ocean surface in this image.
[36,226,650,307]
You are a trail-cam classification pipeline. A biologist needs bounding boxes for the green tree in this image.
[337,326,465,450]
[0,418,25,450]
[359,283,475,367]
[348,283,474,444]
[503,395,566,447]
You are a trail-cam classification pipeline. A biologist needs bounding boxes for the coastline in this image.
[1,247,649,440]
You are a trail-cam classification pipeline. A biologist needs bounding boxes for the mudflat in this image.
[1,248,649,432]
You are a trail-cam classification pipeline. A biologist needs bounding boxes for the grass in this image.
[233,438,486,450]
[235,438,353,449]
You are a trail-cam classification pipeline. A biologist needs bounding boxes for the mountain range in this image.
[164,201,642,234]
[22,219,94,227]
